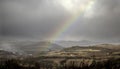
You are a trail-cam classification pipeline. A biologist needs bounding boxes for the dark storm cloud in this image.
[0,0,70,39]
[1,0,120,42]
[0,16,1,34]
[0,4,3,35]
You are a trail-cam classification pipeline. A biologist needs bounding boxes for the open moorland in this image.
[0,44,120,69]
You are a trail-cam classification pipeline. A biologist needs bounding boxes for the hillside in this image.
[46,44,120,57]
[16,41,63,54]
[0,41,63,55]
[62,46,112,52]
[0,50,20,59]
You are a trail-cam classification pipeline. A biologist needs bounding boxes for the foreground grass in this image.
[0,58,120,69]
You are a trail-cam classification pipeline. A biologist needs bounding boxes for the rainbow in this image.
[50,0,95,42]
[43,0,96,50]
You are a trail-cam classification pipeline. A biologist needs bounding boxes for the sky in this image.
[0,0,120,43]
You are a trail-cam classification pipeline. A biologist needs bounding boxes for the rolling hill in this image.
[0,40,63,55]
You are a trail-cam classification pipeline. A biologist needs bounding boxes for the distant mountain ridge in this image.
[94,44,120,50]
[55,40,100,47]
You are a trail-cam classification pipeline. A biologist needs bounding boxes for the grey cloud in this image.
[68,0,120,42]
[0,0,120,43]
[0,0,70,39]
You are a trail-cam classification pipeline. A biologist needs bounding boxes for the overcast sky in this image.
[0,0,120,43]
